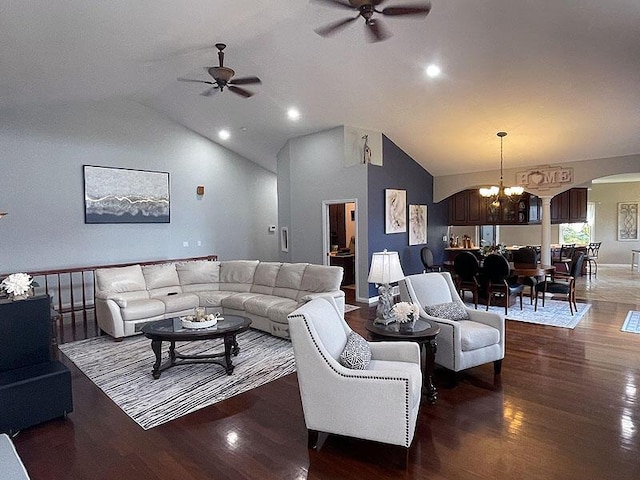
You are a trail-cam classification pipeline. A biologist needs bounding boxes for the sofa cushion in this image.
[142,263,180,290]
[219,260,259,292]
[176,261,220,287]
[250,262,282,294]
[221,292,264,311]
[339,332,371,370]
[120,298,165,321]
[158,293,200,314]
[424,301,469,321]
[272,263,308,300]
[458,320,500,351]
[267,299,301,325]
[244,295,293,317]
[96,265,146,293]
[299,264,343,296]
[191,290,236,308]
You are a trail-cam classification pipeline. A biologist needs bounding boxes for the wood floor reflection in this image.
[12,266,640,479]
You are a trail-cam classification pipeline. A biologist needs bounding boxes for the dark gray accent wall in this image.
[367,135,448,297]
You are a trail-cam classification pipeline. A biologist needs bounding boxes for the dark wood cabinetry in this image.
[448,190,540,226]
[550,188,587,224]
[448,187,587,226]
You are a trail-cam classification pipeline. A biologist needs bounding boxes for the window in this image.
[560,202,595,244]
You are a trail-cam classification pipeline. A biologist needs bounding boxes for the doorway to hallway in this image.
[323,200,358,302]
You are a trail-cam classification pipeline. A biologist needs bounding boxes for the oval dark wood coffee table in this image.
[365,318,441,404]
[141,315,251,379]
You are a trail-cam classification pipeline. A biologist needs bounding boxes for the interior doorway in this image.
[323,200,357,303]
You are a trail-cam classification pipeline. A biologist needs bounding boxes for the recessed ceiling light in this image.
[218,129,230,140]
[425,64,441,78]
[287,108,300,121]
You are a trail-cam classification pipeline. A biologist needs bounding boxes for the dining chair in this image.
[552,244,575,274]
[511,247,539,304]
[452,251,480,309]
[481,254,524,315]
[534,252,585,315]
[420,246,442,273]
[585,242,601,278]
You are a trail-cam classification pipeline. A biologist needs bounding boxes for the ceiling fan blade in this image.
[177,77,216,85]
[380,4,431,16]
[200,87,218,97]
[228,85,253,98]
[314,15,359,37]
[366,19,391,42]
[230,76,261,85]
[311,0,356,10]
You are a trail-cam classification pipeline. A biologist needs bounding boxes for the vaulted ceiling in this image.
[2,0,639,175]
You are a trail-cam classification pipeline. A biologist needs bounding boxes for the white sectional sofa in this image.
[95,259,344,340]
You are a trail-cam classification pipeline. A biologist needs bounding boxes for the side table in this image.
[365,319,440,404]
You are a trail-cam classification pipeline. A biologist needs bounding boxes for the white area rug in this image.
[465,298,591,329]
[344,304,360,313]
[621,311,640,334]
[59,329,295,430]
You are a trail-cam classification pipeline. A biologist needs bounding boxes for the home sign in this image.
[516,166,573,191]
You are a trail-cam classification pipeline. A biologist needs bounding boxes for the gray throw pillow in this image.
[424,302,469,321]
[339,332,372,370]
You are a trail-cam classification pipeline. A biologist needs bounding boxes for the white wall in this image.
[0,100,279,272]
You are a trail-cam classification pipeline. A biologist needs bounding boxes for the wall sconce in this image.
[196,186,205,196]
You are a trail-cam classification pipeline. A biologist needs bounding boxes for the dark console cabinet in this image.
[0,295,73,434]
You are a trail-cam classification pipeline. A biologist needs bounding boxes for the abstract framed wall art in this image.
[385,189,406,234]
[83,165,170,224]
[617,202,639,241]
[409,204,427,246]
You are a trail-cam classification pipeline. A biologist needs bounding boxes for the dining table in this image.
[510,263,556,278]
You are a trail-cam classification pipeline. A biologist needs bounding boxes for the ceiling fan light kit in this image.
[313,0,432,43]
[177,43,261,98]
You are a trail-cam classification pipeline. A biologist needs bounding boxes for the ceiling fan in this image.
[177,43,261,98]
[313,0,432,42]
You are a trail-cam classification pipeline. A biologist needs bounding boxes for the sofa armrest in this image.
[369,341,420,365]
[299,291,345,305]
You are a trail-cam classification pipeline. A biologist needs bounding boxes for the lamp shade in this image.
[367,250,405,284]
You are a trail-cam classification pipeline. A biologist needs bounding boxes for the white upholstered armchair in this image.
[399,272,505,375]
[287,297,422,452]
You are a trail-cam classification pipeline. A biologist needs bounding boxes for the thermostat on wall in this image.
[268,225,277,232]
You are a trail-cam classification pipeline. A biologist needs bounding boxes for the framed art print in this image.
[385,189,406,234]
[409,204,427,245]
[84,165,170,223]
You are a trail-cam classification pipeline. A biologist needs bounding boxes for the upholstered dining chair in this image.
[399,272,505,375]
[481,254,524,315]
[535,252,585,315]
[512,246,539,304]
[287,297,422,458]
[453,251,480,309]
[420,246,442,273]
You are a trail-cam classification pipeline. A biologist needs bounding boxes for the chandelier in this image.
[479,131,524,207]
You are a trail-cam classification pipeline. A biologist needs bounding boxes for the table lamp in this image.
[368,250,405,324]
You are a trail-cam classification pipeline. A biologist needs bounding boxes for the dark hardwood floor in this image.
[12,267,640,479]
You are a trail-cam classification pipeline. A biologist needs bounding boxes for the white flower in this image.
[392,302,420,323]
[1,273,34,296]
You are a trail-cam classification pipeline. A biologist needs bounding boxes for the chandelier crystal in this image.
[479,131,523,206]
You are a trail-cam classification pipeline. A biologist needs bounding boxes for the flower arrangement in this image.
[480,244,507,257]
[1,273,37,299]
[392,302,420,324]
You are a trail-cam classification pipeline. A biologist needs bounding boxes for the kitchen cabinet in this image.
[448,190,540,226]
[550,188,587,224]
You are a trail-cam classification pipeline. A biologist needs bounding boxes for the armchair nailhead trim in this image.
[291,313,412,447]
